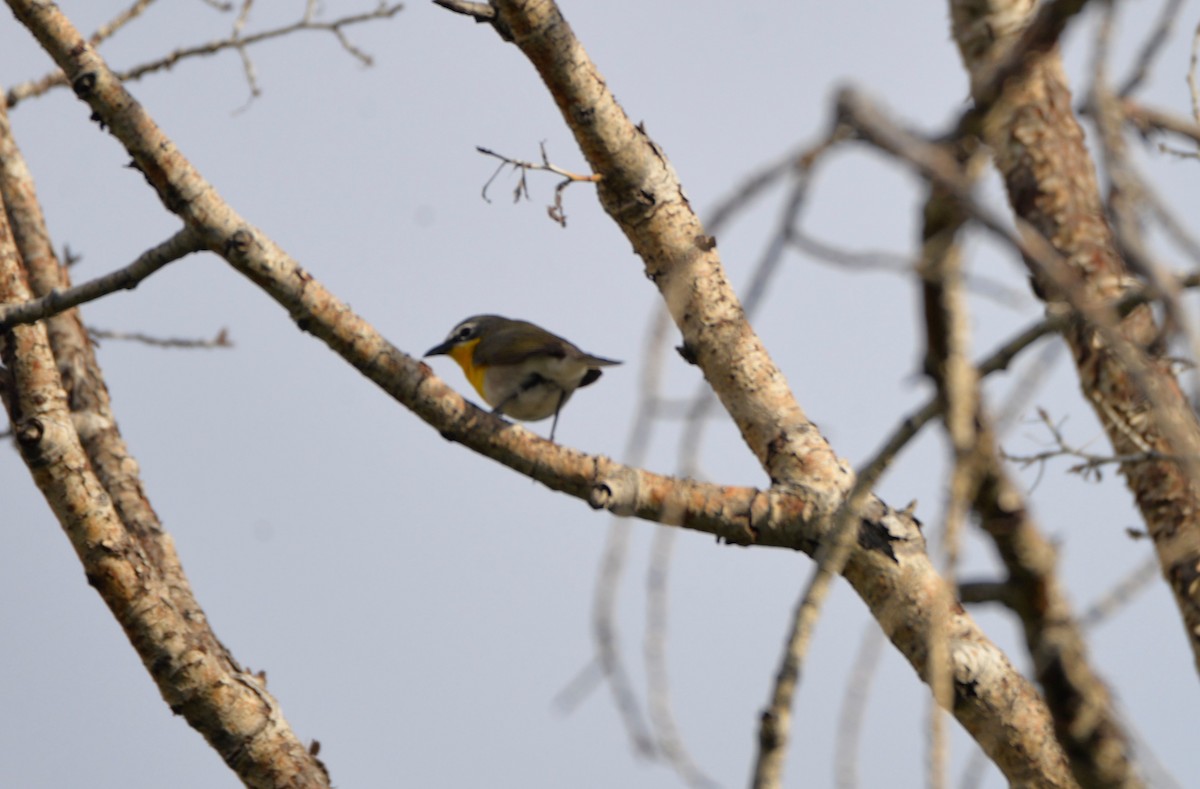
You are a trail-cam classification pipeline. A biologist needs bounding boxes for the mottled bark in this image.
[480,1,1076,785]
[950,0,1200,676]
[920,142,1140,788]
[2,5,329,787]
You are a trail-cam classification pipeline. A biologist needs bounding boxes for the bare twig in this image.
[749,505,857,789]
[1122,98,1200,148]
[704,129,849,233]
[861,270,1200,481]
[991,340,1064,434]
[644,525,720,789]
[230,0,262,108]
[1003,407,1188,482]
[1,6,315,778]
[1117,0,1185,96]
[235,0,254,35]
[477,144,600,227]
[584,515,656,757]
[555,308,676,760]
[787,229,1032,308]
[842,90,1200,525]
[5,2,405,108]
[89,327,233,349]
[1136,179,1200,268]
[749,434,907,788]
[675,127,853,789]
[1080,555,1160,629]
[833,624,886,789]
[1189,21,1200,123]
[89,0,158,47]
[0,227,204,330]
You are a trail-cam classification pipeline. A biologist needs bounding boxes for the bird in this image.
[424,314,620,441]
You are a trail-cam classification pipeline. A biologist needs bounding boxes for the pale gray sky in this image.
[2,1,1197,787]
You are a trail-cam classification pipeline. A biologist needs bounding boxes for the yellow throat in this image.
[447,339,488,399]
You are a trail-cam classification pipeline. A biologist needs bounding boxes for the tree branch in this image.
[950,0,1200,679]
[915,133,1140,787]
[1121,98,1200,147]
[8,0,1080,785]
[0,140,327,789]
[5,2,405,108]
[476,143,600,226]
[90,0,158,47]
[0,227,204,330]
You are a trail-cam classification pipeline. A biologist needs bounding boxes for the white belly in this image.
[482,357,592,421]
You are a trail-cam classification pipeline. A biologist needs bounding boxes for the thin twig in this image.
[842,271,1200,499]
[991,339,1064,435]
[0,227,204,330]
[476,144,600,227]
[749,443,903,788]
[89,327,233,349]
[1003,407,1190,482]
[1121,98,1200,148]
[89,0,158,47]
[229,0,262,109]
[833,624,885,789]
[5,3,405,108]
[1189,21,1200,123]
[555,308,675,760]
[581,515,655,757]
[1117,0,1185,96]
[644,525,721,789]
[704,128,849,234]
[1079,555,1160,629]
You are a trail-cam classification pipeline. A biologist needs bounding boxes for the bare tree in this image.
[3,0,1199,787]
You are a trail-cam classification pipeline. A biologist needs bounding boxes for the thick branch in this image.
[453,1,1074,785]
[0,177,326,789]
[9,0,1076,784]
[0,38,328,789]
[488,0,853,505]
[957,0,1096,122]
[950,0,1200,675]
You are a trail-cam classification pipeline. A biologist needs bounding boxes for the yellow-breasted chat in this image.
[424,314,620,440]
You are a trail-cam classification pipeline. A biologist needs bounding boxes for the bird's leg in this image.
[549,388,567,442]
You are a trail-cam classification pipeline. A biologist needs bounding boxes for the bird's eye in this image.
[455,325,474,341]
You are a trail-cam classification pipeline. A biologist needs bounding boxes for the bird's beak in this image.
[424,340,454,357]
